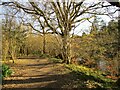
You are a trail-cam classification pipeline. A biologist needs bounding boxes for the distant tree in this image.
[78,18,119,76]
[2,7,27,62]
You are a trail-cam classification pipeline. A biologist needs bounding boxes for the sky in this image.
[0,0,119,36]
[73,14,118,36]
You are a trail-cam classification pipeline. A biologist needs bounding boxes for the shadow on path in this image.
[2,71,106,89]
[2,59,106,89]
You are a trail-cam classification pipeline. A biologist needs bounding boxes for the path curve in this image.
[2,59,81,89]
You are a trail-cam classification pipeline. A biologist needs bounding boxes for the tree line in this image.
[1,0,120,76]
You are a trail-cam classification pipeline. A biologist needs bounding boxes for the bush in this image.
[2,64,12,78]
[49,58,63,63]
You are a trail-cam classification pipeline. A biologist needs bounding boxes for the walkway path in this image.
[2,59,81,89]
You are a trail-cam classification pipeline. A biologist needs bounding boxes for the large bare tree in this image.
[2,0,119,64]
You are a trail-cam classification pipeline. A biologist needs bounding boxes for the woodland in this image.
[0,0,120,89]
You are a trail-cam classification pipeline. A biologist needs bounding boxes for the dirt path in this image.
[2,59,82,89]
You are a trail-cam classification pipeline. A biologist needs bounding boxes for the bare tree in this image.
[106,0,120,7]
[2,0,118,64]
[2,6,27,62]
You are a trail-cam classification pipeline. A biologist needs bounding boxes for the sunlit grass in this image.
[66,64,116,82]
[65,64,117,88]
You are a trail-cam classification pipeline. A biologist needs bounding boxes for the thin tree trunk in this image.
[10,46,16,63]
[11,51,15,63]
[9,39,16,63]
[43,30,46,54]
[3,40,9,61]
[118,17,120,76]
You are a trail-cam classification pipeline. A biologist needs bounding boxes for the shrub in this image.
[49,58,63,63]
[2,64,12,78]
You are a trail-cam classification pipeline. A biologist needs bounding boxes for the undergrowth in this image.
[66,64,117,88]
[49,58,63,63]
[1,64,12,78]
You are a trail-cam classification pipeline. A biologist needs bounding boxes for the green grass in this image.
[65,64,116,88]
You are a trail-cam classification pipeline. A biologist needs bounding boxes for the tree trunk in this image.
[62,35,71,64]
[10,46,16,63]
[2,40,9,61]
[26,47,29,56]
[118,17,120,76]
[9,39,16,63]
[43,32,46,54]
[11,51,15,63]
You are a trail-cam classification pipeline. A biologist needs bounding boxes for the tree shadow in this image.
[26,63,51,67]
[2,58,109,89]
[2,71,107,89]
